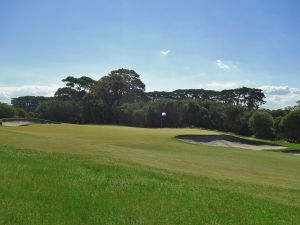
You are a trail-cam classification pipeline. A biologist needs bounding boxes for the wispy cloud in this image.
[0,85,61,103]
[160,49,171,56]
[216,59,239,70]
[216,60,230,69]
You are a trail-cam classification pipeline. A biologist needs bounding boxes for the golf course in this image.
[0,124,299,225]
[2,0,300,224]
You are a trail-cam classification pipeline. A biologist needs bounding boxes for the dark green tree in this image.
[35,100,80,123]
[279,110,300,143]
[182,100,210,128]
[11,96,49,112]
[221,104,249,134]
[144,99,183,128]
[249,111,274,139]
[118,102,146,126]
[80,94,112,124]
[62,76,96,92]
[245,88,266,109]
[55,76,96,100]
[83,69,146,123]
[0,103,16,118]
[92,69,146,106]
[55,87,78,101]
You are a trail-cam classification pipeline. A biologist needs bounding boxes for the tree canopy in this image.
[62,76,96,91]
[91,69,146,106]
[55,76,96,100]
[147,87,265,109]
[11,96,50,112]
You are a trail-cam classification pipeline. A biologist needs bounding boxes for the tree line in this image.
[147,87,266,109]
[1,68,300,143]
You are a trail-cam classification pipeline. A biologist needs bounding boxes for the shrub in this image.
[279,110,300,143]
[248,111,274,139]
[0,103,16,118]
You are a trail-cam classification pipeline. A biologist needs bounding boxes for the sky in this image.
[0,0,300,109]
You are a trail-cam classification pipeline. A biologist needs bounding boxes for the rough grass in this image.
[0,124,300,224]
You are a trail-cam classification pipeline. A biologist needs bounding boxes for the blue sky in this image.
[0,0,300,108]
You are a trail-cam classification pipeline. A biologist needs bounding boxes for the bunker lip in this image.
[176,134,287,150]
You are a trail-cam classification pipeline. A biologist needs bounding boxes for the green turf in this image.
[0,124,299,224]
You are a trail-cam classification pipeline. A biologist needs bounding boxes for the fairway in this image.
[0,124,300,224]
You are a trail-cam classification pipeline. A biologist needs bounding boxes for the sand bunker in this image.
[1,119,55,127]
[177,135,287,150]
[2,120,38,127]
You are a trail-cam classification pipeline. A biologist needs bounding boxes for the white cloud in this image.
[259,85,291,95]
[205,81,241,90]
[0,85,61,103]
[160,49,171,56]
[259,85,300,109]
[216,59,239,70]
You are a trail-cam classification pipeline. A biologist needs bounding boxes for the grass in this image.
[0,124,300,224]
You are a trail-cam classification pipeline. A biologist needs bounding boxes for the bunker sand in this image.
[2,121,36,127]
[177,135,287,150]
[1,119,57,127]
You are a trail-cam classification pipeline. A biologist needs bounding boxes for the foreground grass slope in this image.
[0,124,299,224]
